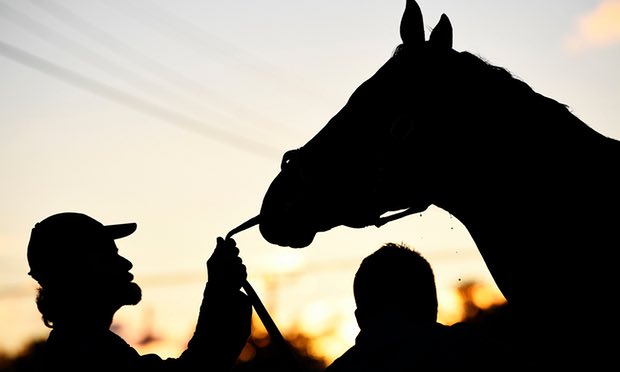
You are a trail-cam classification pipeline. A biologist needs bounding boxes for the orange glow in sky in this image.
[566,0,620,51]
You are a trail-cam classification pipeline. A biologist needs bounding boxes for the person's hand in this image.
[207,237,247,292]
[194,237,252,366]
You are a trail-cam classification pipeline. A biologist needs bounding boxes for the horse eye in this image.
[281,149,299,170]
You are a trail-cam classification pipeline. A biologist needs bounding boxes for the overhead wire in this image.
[0,40,280,159]
[98,0,333,108]
[0,250,484,299]
[0,1,202,116]
[27,0,300,139]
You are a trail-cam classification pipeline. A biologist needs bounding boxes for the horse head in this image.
[256,1,620,367]
[259,1,460,248]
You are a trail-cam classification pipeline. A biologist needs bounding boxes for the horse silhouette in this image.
[258,0,619,368]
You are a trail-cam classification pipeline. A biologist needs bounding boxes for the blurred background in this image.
[1,0,619,369]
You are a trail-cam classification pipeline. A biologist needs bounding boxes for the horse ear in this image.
[429,14,453,49]
[400,0,425,46]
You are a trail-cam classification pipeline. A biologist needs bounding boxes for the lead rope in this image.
[225,215,305,371]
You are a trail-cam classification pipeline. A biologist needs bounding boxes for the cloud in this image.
[565,0,620,52]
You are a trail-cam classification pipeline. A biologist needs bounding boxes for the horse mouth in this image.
[259,198,338,248]
[259,217,317,248]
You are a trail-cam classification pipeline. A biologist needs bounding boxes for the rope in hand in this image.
[225,215,304,370]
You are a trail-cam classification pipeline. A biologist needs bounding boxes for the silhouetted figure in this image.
[27,212,252,371]
[325,243,454,371]
[325,243,523,371]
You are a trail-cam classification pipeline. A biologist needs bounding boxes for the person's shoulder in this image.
[325,345,363,372]
[45,328,144,367]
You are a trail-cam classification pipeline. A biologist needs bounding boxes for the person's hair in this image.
[354,242,438,322]
[35,286,57,328]
[35,280,86,328]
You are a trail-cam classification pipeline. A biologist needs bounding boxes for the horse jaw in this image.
[258,160,414,248]
[259,222,316,248]
[258,162,435,248]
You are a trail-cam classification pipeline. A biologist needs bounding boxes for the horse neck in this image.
[416,89,620,251]
[415,84,618,296]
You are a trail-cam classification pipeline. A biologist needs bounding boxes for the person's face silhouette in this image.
[80,238,142,308]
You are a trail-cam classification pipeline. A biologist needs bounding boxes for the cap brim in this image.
[105,223,137,239]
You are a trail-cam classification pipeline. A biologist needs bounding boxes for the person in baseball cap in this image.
[27,211,251,371]
[27,212,137,285]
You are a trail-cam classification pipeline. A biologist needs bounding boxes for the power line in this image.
[98,0,334,107]
[27,0,300,139]
[0,40,281,159]
[0,2,201,114]
[0,251,485,299]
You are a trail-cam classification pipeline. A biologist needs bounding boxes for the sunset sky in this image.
[1,0,619,363]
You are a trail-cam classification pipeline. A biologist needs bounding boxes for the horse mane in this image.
[456,51,573,114]
[397,42,615,151]
[392,43,573,121]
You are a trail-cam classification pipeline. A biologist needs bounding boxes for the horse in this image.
[257,0,619,368]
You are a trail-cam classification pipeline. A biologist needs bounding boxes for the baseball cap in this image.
[27,212,137,283]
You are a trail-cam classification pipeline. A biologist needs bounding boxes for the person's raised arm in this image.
[181,237,252,371]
